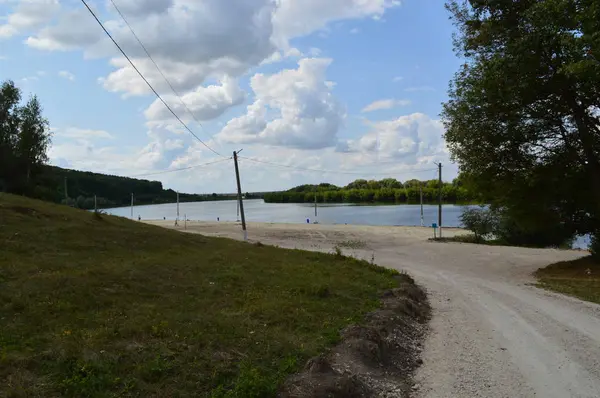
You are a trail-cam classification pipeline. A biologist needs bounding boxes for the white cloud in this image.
[144,77,245,123]
[217,58,345,150]
[340,113,448,166]
[361,98,411,113]
[58,70,75,81]
[25,7,105,51]
[0,0,60,39]
[404,86,435,92]
[23,0,400,98]
[272,0,400,44]
[350,28,360,34]
[392,76,403,82]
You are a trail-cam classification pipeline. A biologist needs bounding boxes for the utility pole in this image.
[314,188,317,219]
[437,163,443,238]
[94,194,97,212]
[233,150,247,240]
[131,193,134,220]
[420,184,424,227]
[176,191,180,220]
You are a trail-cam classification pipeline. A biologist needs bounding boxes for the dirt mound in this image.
[279,274,431,398]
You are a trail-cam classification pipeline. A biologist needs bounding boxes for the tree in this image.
[443,1,600,246]
[0,80,51,193]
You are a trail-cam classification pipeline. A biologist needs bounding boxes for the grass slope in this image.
[0,194,399,397]
[535,256,600,304]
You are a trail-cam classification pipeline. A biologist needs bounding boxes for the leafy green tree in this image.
[0,80,51,193]
[443,0,600,246]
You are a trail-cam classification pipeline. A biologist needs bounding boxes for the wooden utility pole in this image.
[437,163,443,238]
[314,189,317,219]
[176,191,180,220]
[233,151,247,240]
[94,194,97,212]
[131,193,134,220]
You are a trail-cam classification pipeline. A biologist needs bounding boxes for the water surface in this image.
[104,200,590,249]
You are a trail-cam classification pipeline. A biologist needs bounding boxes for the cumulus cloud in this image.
[341,113,448,165]
[0,0,60,39]
[20,0,399,98]
[217,58,345,149]
[25,7,105,51]
[272,0,400,44]
[361,99,411,113]
[144,77,245,124]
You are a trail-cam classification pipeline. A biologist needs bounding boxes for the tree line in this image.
[34,165,246,210]
[263,178,478,204]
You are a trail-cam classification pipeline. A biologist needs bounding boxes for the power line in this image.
[80,0,224,158]
[129,157,231,178]
[108,0,218,146]
[238,156,438,176]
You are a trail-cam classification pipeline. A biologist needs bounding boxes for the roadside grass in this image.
[535,256,600,304]
[0,194,400,397]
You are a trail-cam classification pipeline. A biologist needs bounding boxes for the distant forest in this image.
[31,166,251,210]
[263,178,478,204]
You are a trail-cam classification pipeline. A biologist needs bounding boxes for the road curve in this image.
[147,221,600,398]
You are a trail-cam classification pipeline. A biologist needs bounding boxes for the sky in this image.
[0,0,463,194]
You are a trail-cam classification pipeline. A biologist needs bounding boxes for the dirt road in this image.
[148,221,600,398]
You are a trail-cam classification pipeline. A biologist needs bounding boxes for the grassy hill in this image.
[0,194,402,397]
[30,165,243,210]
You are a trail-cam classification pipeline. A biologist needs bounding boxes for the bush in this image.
[493,208,574,248]
[459,206,497,242]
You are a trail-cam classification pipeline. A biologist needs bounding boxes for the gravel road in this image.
[148,221,600,398]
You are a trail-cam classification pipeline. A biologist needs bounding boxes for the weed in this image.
[337,240,368,250]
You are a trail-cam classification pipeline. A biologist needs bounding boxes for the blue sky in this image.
[0,0,462,193]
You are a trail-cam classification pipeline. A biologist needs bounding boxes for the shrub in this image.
[459,206,497,242]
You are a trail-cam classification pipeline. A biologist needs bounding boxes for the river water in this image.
[104,199,590,249]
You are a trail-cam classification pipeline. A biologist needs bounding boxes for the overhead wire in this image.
[107,0,219,148]
[129,157,232,178]
[80,0,225,158]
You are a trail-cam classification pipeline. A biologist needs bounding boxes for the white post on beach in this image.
[420,184,424,227]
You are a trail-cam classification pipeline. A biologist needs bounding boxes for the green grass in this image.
[535,256,600,304]
[0,194,400,397]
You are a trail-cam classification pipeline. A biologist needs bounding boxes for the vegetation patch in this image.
[0,194,402,397]
[535,257,600,305]
[337,240,369,250]
[279,273,431,398]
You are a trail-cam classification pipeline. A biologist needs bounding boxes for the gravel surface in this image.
[148,221,600,397]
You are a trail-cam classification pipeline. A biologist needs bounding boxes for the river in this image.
[104,199,590,249]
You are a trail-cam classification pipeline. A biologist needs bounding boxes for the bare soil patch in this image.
[279,273,430,398]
